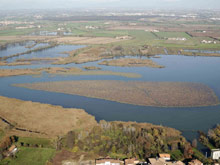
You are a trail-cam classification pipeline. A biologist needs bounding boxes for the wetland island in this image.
[15,80,219,107]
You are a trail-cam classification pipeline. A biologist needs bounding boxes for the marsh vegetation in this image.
[14,80,220,107]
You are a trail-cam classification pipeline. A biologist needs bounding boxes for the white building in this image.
[201,40,216,44]
[153,30,159,32]
[96,158,123,165]
[85,25,98,30]
[168,38,186,41]
[211,149,220,160]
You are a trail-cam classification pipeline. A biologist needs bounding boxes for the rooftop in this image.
[188,159,203,165]
[159,154,171,159]
[8,145,17,152]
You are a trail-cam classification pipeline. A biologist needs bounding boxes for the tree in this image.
[192,139,198,148]
[183,144,193,159]
[0,153,3,161]
[111,145,116,153]
[171,143,178,151]
[66,131,75,149]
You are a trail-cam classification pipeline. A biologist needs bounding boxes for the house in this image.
[3,145,18,157]
[201,40,216,44]
[95,158,124,165]
[159,154,171,161]
[211,149,220,160]
[168,38,186,41]
[153,30,159,33]
[148,158,185,165]
[188,159,203,165]
[124,158,140,165]
[85,26,98,30]
[148,158,167,165]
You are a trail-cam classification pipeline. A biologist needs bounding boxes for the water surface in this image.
[0,47,220,145]
[6,44,85,63]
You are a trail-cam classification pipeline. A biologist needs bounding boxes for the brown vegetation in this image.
[188,31,220,38]
[15,58,59,63]
[0,96,97,138]
[14,80,220,107]
[53,46,109,64]
[51,150,96,165]
[0,36,56,43]
[99,58,164,68]
[53,45,165,65]
[0,67,140,78]
[53,44,220,68]
[0,68,43,77]
[0,61,31,66]
[108,24,218,33]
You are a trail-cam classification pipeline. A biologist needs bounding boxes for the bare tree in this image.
[192,139,197,148]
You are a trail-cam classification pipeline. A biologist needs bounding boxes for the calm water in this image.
[30,31,72,36]
[0,44,220,146]
[0,41,36,57]
[184,49,220,54]
[6,44,84,63]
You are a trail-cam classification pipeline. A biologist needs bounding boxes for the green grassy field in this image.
[16,137,53,148]
[155,32,191,39]
[85,30,129,37]
[170,150,183,161]
[0,20,220,51]
[192,148,212,164]
[0,147,55,165]
[0,28,35,36]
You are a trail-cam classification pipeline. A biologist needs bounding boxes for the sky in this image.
[0,0,220,10]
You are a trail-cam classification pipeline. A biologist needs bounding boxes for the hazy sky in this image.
[0,0,220,10]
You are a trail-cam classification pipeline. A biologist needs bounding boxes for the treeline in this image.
[62,121,193,160]
[43,15,157,22]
